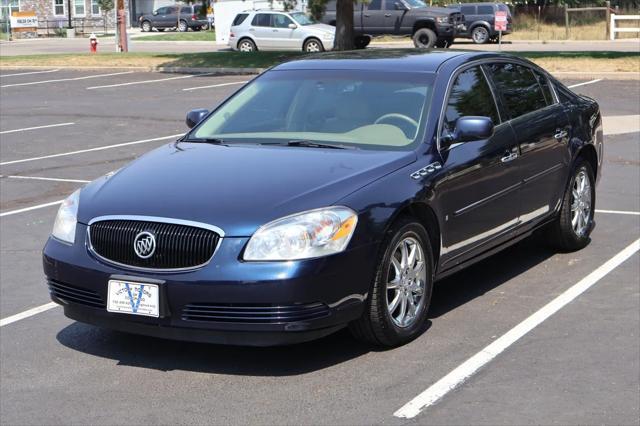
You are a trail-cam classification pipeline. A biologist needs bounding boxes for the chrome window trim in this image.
[86,215,225,273]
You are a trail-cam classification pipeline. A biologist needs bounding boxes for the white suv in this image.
[229,10,335,52]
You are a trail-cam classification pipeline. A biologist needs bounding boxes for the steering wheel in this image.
[374,113,419,131]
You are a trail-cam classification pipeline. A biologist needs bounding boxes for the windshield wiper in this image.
[280,140,357,150]
[181,137,227,145]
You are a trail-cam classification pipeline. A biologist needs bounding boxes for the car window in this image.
[497,3,510,13]
[252,13,271,27]
[180,7,191,14]
[367,0,382,11]
[233,13,249,26]
[486,63,548,119]
[477,5,494,14]
[155,7,167,14]
[165,7,177,14]
[273,14,294,28]
[290,12,316,25]
[443,66,499,136]
[532,70,555,105]
[460,5,475,14]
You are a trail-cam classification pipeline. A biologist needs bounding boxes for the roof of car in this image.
[272,50,495,73]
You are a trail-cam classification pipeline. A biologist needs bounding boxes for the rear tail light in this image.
[191,14,197,20]
[230,31,235,37]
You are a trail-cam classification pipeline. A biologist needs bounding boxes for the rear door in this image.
[459,4,476,36]
[436,65,523,269]
[250,13,275,49]
[362,0,386,34]
[485,62,571,229]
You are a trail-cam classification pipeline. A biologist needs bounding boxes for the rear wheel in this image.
[238,38,257,52]
[178,20,188,32]
[349,217,434,347]
[471,26,490,44]
[547,160,596,251]
[303,38,324,52]
[140,20,151,32]
[354,35,371,49]
[412,28,437,48]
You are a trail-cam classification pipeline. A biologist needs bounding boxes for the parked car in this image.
[321,0,465,48]
[450,2,512,44]
[44,51,602,347]
[229,10,335,52]
[139,4,208,32]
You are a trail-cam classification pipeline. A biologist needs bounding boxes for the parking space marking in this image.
[567,79,603,89]
[86,73,213,90]
[0,69,60,78]
[0,71,135,88]
[596,209,640,216]
[182,81,248,92]
[394,237,640,419]
[2,175,91,184]
[0,133,183,166]
[0,200,62,217]
[0,122,75,135]
[0,302,58,327]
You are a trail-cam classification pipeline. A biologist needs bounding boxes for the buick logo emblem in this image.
[134,231,156,259]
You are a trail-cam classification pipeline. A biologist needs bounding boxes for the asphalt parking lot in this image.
[0,69,638,425]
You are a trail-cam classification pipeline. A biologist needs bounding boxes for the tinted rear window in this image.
[367,0,382,10]
[477,5,494,14]
[487,63,548,119]
[233,13,249,26]
[252,13,271,27]
[180,6,191,14]
[460,5,475,14]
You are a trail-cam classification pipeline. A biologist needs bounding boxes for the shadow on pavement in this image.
[56,235,555,374]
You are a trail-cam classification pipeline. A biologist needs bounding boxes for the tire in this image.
[193,26,201,31]
[354,35,371,49]
[140,20,151,32]
[157,28,165,32]
[471,26,490,44]
[412,28,437,49]
[303,38,324,52]
[237,38,257,52]
[178,20,188,32]
[435,36,454,48]
[349,216,434,347]
[547,159,596,252]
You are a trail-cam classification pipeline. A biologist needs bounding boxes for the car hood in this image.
[412,7,457,16]
[78,142,416,237]
[306,23,336,34]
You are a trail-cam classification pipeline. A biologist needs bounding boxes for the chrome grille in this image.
[181,303,331,324]
[88,219,221,270]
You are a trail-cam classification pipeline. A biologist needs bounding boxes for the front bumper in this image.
[43,224,377,346]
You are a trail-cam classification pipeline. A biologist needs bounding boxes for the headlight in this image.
[52,189,80,244]
[436,16,449,24]
[244,207,358,261]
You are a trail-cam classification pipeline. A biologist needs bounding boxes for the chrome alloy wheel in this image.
[304,40,322,52]
[239,40,255,52]
[386,236,427,328]
[571,169,592,237]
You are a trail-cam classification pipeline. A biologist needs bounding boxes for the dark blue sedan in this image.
[43,50,603,347]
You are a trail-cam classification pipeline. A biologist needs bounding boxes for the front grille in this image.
[48,279,105,308]
[89,219,220,270]
[181,303,331,324]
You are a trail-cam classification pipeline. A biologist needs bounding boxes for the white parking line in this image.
[2,175,91,183]
[394,237,640,419]
[0,133,183,166]
[0,200,63,217]
[182,81,248,92]
[0,71,135,88]
[0,122,75,135]
[87,73,213,90]
[596,209,640,216]
[0,302,59,327]
[0,69,60,78]
[567,79,603,89]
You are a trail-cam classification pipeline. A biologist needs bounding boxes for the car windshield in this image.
[290,12,316,25]
[404,0,427,8]
[191,70,435,151]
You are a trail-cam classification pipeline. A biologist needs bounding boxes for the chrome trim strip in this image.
[85,215,225,273]
[523,163,564,184]
[454,181,521,217]
[442,217,519,255]
[520,205,550,223]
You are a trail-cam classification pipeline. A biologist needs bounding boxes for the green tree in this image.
[97,0,114,33]
[309,0,355,50]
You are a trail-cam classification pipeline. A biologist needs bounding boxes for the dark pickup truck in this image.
[321,0,465,48]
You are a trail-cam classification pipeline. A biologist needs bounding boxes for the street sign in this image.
[495,11,508,32]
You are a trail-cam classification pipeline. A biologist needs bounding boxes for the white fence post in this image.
[610,13,615,40]
[610,13,640,40]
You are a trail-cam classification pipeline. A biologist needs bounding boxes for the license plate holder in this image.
[107,280,160,317]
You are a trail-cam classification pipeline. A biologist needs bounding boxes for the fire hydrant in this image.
[89,33,98,53]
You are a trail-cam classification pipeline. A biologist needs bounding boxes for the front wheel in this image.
[140,20,151,32]
[471,26,490,44]
[349,217,434,347]
[412,28,437,48]
[547,160,596,251]
[178,20,188,32]
[303,38,324,52]
[435,37,454,48]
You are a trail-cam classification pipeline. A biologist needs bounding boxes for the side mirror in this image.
[288,23,297,29]
[453,116,494,143]
[186,108,209,129]
[394,2,408,10]
[152,11,158,15]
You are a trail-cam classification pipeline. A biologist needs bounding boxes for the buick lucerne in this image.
[43,51,602,347]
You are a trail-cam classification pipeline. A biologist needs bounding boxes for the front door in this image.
[271,13,299,50]
[384,0,409,34]
[435,65,523,270]
[362,0,386,34]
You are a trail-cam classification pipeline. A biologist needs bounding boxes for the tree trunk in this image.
[334,0,354,50]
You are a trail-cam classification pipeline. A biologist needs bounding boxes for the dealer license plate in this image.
[107,280,159,317]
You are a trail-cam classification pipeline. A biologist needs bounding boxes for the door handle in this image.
[501,152,518,163]
[272,29,278,32]
[554,129,568,140]
[384,13,391,17]
[364,13,370,17]
[249,28,255,31]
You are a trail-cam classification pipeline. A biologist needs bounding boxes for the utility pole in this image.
[116,0,128,52]
[67,0,72,28]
